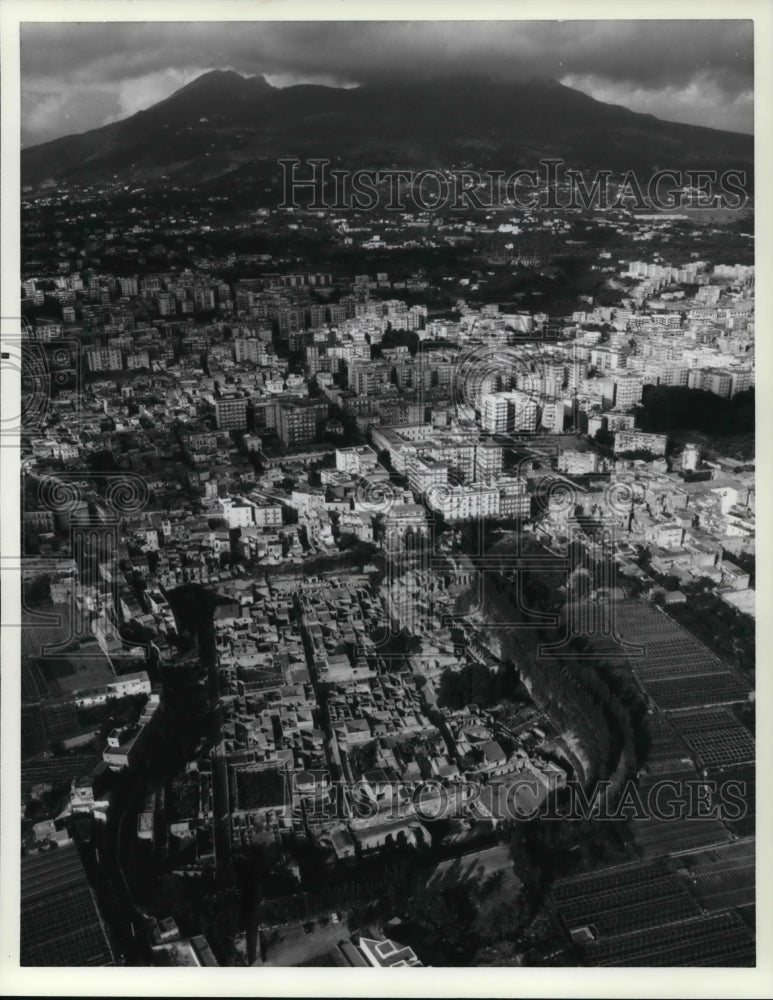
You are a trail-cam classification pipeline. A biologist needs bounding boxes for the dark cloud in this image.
[20,20,754,145]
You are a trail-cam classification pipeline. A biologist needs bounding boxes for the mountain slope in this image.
[21,71,753,188]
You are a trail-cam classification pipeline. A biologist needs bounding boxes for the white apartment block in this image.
[427,483,501,521]
[336,444,379,476]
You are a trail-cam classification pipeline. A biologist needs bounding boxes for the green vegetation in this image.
[346,740,379,780]
[76,693,147,734]
[615,448,659,462]
[263,540,379,579]
[258,851,429,929]
[370,628,423,666]
[23,575,51,606]
[376,327,421,356]
[400,876,530,966]
[152,866,246,966]
[506,805,635,936]
[634,385,754,437]
[437,660,521,711]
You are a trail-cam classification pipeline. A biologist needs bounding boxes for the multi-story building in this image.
[481,393,510,433]
[305,303,327,328]
[474,441,504,481]
[156,292,176,316]
[347,360,393,396]
[728,367,753,397]
[613,430,668,455]
[24,510,55,532]
[277,400,328,447]
[305,345,332,377]
[587,411,636,438]
[234,338,261,364]
[336,445,379,476]
[612,374,644,410]
[253,503,283,528]
[657,364,690,387]
[427,438,476,483]
[215,396,248,430]
[480,390,538,432]
[408,456,448,495]
[126,351,150,369]
[193,286,216,311]
[691,368,732,398]
[567,357,590,388]
[86,347,122,372]
[118,275,139,297]
[427,483,500,521]
[219,498,256,529]
[558,450,603,474]
[591,346,628,371]
[498,477,530,518]
[102,692,162,770]
[275,306,304,336]
[511,392,539,431]
[539,399,567,433]
[327,303,348,325]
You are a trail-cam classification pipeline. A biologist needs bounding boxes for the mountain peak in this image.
[21,71,752,188]
[143,69,275,120]
[168,69,253,97]
[200,68,244,82]
[164,69,275,102]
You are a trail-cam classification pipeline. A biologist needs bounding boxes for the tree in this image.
[24,574,51,606]
[634,385,754,438]
[478,897,531,943]
[437,660,521,711]
[24,530,41,555]
[403,883,480,965]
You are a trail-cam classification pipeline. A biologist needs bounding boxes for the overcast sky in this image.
[21,20,753,147]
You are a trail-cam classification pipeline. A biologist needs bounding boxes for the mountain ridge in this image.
[21,70,754,189]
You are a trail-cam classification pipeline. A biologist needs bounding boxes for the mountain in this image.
[21,70,754,189]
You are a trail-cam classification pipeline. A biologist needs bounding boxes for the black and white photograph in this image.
[1,2,770,993]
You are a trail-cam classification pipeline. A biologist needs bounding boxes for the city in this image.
[7,14,758,981]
